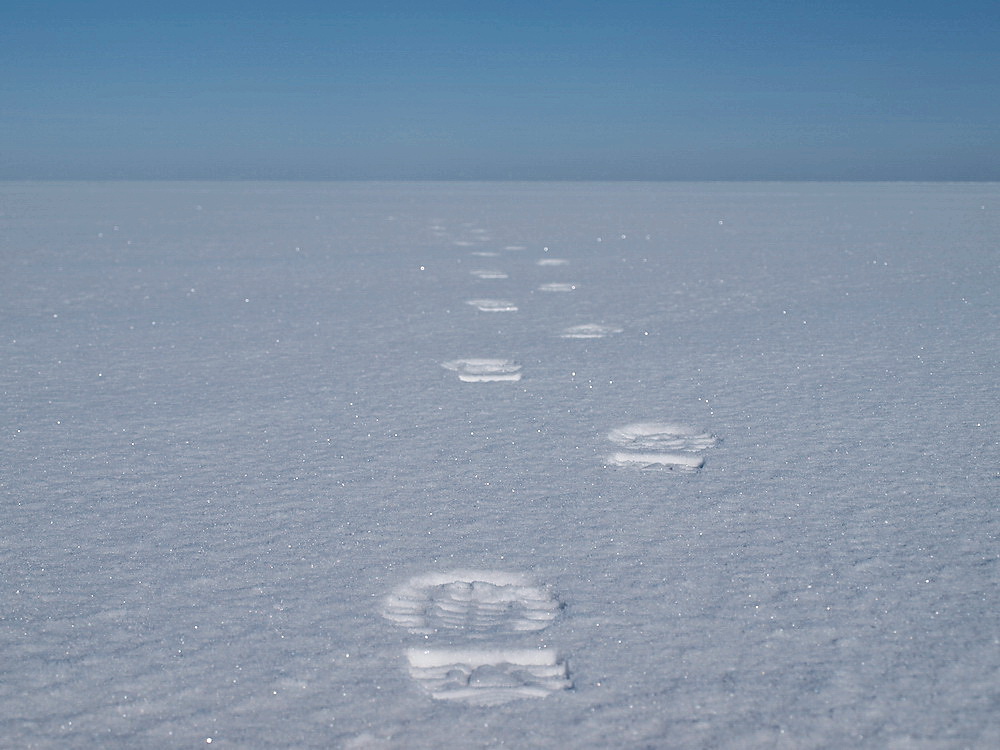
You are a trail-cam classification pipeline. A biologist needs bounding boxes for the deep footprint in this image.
[383,571,559,635]
[405,648,571,706]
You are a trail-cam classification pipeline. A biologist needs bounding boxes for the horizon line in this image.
[2,176,999,184]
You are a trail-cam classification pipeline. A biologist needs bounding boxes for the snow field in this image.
[1,181,997,748]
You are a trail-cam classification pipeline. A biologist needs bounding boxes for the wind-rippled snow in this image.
[1,181,997,748]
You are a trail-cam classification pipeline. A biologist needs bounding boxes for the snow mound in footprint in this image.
[441,359,522,382]
[606,422,718,471]
[383,570,559,635]
[538,282,577,292]
[560,323,623,339]
[466,299,518,313]
[405,648,570,706]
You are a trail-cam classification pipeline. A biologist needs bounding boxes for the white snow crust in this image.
[1,181,998,748]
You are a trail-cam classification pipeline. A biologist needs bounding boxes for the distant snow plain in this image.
[1,181,997,748]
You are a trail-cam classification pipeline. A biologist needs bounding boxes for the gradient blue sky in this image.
[2,0,998,180]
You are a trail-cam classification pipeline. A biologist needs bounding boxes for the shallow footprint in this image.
[405,648,571,706]
[606,422,718,471]
[538,282,577,292]
[383,570,559,635]
[608,422,718,452]
[471,269,509,280]
[466,299,518,313]
[536,258,569,266]
[441,359,522,382]
[560,323,623,339]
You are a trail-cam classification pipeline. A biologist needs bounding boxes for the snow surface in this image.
[1,181,998,748]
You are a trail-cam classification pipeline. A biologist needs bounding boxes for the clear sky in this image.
[2,0,998,180]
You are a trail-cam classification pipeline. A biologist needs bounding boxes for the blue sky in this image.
[2,0,997,179]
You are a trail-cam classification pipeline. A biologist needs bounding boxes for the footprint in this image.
[383,571,559,635]
[471,269,509,280]
[384,572,571,705]
[608,423,718,451]
[404,648,570,706]
[560,324,622,339]
[466,299,518,313]
[470,251,500,257]
[606,422,718,471]
[441,359,522,383]
[536,258,569,267]
[606,451,707,470]
[538,282,577,292]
